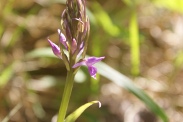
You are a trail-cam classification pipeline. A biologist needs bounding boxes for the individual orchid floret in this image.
[47,38,62,59]
[72,56,105,79]
[58,29,68,50]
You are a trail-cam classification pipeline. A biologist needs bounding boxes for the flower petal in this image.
[88,66,97,79]
[58,29,67,49]
[72,60,86,68]
[86,56,105,66]
[47,38,62,59]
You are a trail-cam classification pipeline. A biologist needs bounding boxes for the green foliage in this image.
[0,63,14,88]
[153,0,183,13]
[96,62,168,122]
[129,9,140,75]
[174,51,183,68]
[90,74,100,94]
[26,48,56,59]
[65,101,100,122]
[90,1,120,37]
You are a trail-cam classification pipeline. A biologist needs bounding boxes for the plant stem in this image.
[129,7,140,76]
[57,70,75,122]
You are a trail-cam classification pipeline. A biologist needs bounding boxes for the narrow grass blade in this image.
[26,48,56,59]
[96,62,169,122]
[129,9,140,75]
[2,103,22,122]
[0,63,14,88]
[91,1,120,36]
[65,101,101,122]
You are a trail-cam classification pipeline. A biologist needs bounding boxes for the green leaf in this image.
[65,101,101,122]
[122,0,146,6]
[95,62,169,122]
[129,9,140,75]
[91,1,120,36]
[26,48,56,59]
[26,48,69,59]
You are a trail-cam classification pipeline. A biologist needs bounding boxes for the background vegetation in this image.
[1,0,183,121]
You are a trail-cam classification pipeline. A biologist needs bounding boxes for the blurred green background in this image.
[1,0,183,121]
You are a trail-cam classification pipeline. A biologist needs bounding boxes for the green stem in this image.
[57,70,75,122]
[129,8,140,76]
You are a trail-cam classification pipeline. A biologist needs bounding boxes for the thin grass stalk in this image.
[129,8,140,76]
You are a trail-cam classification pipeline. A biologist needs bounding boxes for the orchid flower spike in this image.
[73,56,105,79]
[47,0,105,78]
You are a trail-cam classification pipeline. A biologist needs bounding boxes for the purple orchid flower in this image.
[72,56,105,79]
[47,38,62,59]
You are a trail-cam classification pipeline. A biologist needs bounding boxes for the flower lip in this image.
[88,66,97,79]
[72,56,105,79]
[72,56,105,68]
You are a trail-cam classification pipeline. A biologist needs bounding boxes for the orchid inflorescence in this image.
[47,0,104,79]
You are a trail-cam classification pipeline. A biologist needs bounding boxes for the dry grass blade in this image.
[2,103,22,122]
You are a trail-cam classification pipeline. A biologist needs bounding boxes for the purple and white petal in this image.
[58,29,67,49]
[47,38,62,59]
[86,56,105,66]
[72,60,86,68]
[88,66,97,79]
